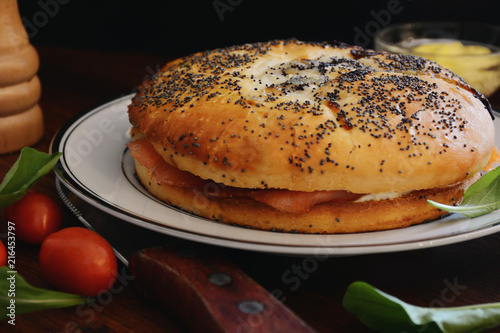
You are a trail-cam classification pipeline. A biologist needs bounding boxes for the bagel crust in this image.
[129,39,494,194]
[133,160,479,233]
[127,39,496,233]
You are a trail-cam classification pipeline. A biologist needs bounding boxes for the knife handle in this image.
[129,243,316,333]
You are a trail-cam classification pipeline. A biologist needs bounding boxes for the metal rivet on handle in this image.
[208,272,232,286]
[238,300,265,314]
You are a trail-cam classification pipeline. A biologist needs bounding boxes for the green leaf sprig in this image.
[0,147,62,209]
[0,267,86,320]
[343,281,500,333]
[427,166,500,218]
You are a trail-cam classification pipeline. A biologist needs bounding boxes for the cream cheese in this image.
[355,190,411,202]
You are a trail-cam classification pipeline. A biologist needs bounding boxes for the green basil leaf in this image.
[0,147,62,209]
[343,281,500,333]
[0,267,86,319]
[428,166,500,218]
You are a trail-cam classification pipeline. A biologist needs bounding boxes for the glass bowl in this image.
[374,21,500,97]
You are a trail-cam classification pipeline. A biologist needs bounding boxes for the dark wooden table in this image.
[1,47,500,333]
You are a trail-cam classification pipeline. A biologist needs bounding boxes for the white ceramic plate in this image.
[50,94,500,256]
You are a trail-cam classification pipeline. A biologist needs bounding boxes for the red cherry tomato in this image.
[0,241,6,267]
[5,192,63,245]
[39,227,117,297]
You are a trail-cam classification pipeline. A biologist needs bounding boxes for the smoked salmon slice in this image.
[127,138,364,213]
[129,139,500,214]
[249,190,363,213]
[127,139,204,188]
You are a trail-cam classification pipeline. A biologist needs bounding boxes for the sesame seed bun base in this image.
[134,160,477,234]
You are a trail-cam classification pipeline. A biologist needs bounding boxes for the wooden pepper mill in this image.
[0,0,43,154]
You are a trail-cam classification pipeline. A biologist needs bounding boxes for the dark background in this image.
[17,0,500,58]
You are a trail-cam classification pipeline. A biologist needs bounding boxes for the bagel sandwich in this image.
[127,39,498,234]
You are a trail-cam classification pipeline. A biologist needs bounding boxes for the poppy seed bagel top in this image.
[128,39,495,194]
